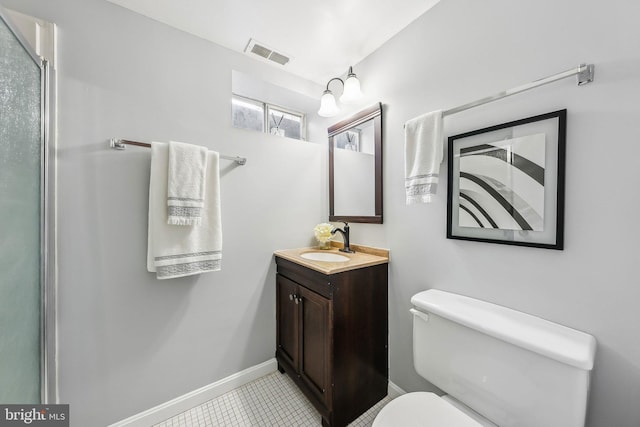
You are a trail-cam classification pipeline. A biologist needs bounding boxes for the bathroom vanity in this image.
[274,245,389,427]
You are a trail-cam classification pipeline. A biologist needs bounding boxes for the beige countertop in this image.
[274,243,389,275]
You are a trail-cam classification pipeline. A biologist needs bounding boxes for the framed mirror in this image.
[329,102,383,223]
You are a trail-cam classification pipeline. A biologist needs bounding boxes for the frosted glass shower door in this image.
[0,15,43,403]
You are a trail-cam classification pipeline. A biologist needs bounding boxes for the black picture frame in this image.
[447,109,566,250]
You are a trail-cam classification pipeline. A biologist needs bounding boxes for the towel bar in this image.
[404,63,595,127]
[109,139,247,165]
[443,63,594,117]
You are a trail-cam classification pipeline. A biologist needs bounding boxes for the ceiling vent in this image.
[244,38,291,66]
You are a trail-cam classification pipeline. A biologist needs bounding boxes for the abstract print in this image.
[457,133,546,231]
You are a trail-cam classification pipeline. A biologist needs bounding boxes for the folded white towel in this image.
[404,110,444,204]
[167,141,208,226]
[148,142,222,279]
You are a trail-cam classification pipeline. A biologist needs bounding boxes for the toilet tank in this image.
[411,290,596,427]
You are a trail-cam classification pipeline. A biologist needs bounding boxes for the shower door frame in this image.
[0,6,56,404]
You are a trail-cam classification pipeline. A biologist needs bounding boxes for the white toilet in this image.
[373,289,596,427]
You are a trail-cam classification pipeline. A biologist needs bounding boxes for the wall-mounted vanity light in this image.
[317,66,364,117]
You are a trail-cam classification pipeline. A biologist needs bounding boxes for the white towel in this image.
[167,141,208,226]
[404,110,444,204]
[148,142,222,279]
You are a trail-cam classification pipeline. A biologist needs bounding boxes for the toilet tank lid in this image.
[411,289,596,371]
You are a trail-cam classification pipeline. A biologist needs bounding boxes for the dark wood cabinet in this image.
[275,256,388,427]
[276,274,299,370]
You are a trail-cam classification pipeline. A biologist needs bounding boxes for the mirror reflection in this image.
[329,103,383,223]
[333,120,376,216]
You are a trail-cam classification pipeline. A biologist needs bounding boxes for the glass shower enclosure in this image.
[0,8,52,403]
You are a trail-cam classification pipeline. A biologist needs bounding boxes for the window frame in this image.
[232,93,307,141]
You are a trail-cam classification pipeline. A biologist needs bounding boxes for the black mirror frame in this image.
[328,102,383,224]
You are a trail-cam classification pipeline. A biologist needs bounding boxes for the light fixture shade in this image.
[318,90,340,117]
[339,74,363,104]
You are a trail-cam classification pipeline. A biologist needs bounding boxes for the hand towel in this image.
[148,142,222,279]
[167,140,208,226]
[404,110,444,204]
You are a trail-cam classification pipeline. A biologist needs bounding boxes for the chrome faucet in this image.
[331,221,354,253]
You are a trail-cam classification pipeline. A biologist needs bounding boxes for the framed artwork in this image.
[447,109,566,249]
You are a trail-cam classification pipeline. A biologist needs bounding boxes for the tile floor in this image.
[153,371,395,427]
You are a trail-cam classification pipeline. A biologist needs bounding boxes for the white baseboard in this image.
[388,380,406,398]
[109,358,278,427]
[110,359,403,427]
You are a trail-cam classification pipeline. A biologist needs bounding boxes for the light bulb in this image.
[318,90,340,117]
[339,72,363,104]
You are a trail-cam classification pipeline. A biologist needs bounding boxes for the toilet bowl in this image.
[373,289,596,427]
[373,392,496,427]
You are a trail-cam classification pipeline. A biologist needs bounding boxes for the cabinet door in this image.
[298,285,332,406]
[276,275,299,369]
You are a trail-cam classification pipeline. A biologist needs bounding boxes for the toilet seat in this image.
[372,392,483,427]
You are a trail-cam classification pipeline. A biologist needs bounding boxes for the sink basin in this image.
[300,252,350,262]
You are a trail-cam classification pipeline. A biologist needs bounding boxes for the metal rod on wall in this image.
[442,63,595,117]
[109,139,247,165]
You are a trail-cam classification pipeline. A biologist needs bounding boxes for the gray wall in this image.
[2,0,327,425]
[342,0,640,426]
[4,0,640,425]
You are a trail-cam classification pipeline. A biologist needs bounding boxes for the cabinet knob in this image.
[294,296,299,305]
[289,294,293,301]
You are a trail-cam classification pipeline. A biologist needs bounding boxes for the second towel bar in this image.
[110,139,247,165]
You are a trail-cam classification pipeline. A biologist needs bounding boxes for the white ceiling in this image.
[105,0,440,84]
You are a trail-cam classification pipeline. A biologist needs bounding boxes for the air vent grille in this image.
[244,38,291,66]
[268,51,289,66]
[250,44,272,59]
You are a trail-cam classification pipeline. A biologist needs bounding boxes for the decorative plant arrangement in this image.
[313,223,334,249]
[270,113,285,136]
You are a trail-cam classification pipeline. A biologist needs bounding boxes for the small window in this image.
[232,96,264,132]
[267,106,303,140]
[232,94,305,141]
